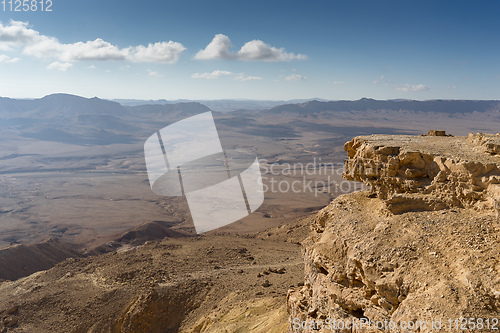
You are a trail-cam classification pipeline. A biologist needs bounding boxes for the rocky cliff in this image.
[343,132,500,214]
[288,133,500,332]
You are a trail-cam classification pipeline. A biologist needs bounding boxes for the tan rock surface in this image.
[288,134,500,332]
[343,134,500,213]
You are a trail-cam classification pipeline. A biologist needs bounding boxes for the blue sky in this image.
[0,0,499,100]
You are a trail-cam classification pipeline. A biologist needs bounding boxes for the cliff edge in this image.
[288,133,500,332]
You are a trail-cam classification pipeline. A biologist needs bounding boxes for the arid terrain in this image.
[1,96,499,251]
[289,132,500,332]
[0,222,311,332]
[0,95,500,332]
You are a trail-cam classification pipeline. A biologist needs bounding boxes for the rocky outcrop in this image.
[288,133,500,332]
[468,133,500,156]
[342,133,500,214]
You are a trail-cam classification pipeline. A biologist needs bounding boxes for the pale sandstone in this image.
[288,133,500,333]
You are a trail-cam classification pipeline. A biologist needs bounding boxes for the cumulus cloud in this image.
[192,70,234,79]
[237,40,307,61]
[23,35,62,58]
[0,54,20,63]
[129,42,185,63]
[46,61,73,71]
[194,34,233,60]
[395,84,429,92]
[285,74,306,81]
[195,34,307,62]
[63,39,126,61]
[0,20,39,50]
[0,20,185,63]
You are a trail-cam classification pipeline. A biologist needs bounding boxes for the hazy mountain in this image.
[113,98,329,112]
[0,94,212,145]
[2,94,500,146]
[0,94,126,118]
[266,98,500,115]
[112,98,170,106]
[128,102,210,119]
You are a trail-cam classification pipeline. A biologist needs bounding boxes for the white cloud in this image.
[0,20,39,50]
[395,84,429,92]
[195,34,307,62]
[0,54,20,63]
[192,70,234,79]
[332,81,345,85]
[194,34,233,60]
[237,40,307,62]
[128,42,185,63]
[88,65,96,69]
[23,35,63,58]
[285,74,306,81]
[1,20,185,63]
[147,69,162,78]
[234,73,262,81]
[62,39,126,61]
[46,61,73,71]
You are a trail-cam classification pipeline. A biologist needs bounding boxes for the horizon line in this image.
[2,93,500,103]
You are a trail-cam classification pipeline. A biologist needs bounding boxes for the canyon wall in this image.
[288,133,500,332]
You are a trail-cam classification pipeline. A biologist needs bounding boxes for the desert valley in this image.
[0,95,499,331]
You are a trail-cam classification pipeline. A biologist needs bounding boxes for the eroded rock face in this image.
[343,134,500,214]
[288,134,500,333]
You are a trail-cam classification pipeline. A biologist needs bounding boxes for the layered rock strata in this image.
[343,133,500,214]
[288,133,500,332]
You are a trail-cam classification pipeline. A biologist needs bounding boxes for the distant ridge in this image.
[112,97,500,114]
[267,98,500,114]
[0,94,213,145]
[128,102,211,119]
[3,94,499,114]
[113,98,329,112]
[0,93,125,118]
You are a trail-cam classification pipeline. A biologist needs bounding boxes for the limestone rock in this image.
[427,130,447,136]
[288,133,500,332]
[343,134,500,213]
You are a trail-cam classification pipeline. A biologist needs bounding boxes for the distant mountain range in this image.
[113,98,329,112]
[112,97,500,114]
[266,98,500,115]
[0,94,211,145]
[1,93,499,146]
